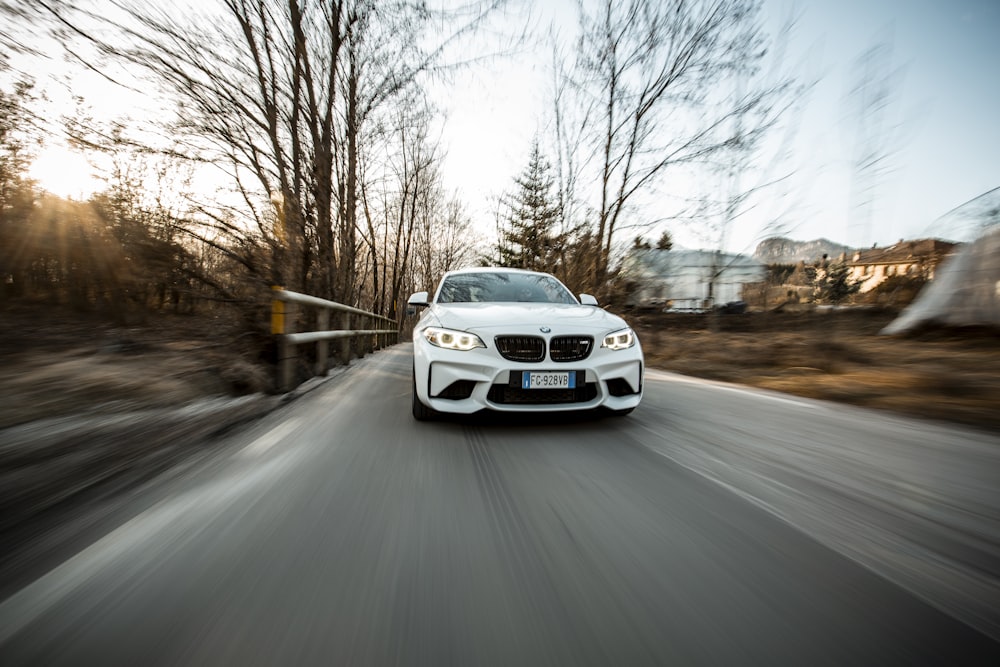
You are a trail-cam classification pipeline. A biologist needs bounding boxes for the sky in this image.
[435,0,1000,254]
[22,0,1000,255]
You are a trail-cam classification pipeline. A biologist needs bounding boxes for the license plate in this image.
[522,371,576,389]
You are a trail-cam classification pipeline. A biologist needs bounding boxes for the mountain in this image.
[753,237,852,265]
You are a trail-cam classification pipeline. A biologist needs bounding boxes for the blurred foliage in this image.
[745,260,930,310]
[632,236,652,250]
[862,274,928,307]
[765,263,797,285]
[812,261,860,305]
[871,273,927,295]
[0,74,267,327]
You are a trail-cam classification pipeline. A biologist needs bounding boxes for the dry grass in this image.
[633,309,1000,432]
[0,305,271,429]
[1,304,998,432]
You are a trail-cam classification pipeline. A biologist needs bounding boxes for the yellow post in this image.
[271,286,295,391]
[271,286,286,335]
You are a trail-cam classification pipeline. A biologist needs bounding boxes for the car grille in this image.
[495,336,545,362]
[549,336,593,362]
[488,383,598,405]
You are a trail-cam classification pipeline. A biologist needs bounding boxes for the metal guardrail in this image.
[271,287,398,391]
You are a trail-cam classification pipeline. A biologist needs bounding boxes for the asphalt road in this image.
[1,344,998,665]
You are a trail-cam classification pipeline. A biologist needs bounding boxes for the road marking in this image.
[239,419,302,458]
[644,369,822,410]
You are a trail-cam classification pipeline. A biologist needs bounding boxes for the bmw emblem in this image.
[540,326,551,333]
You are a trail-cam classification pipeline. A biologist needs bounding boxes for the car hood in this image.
[428,302,628,334]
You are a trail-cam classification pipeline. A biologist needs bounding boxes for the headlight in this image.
[601,328,635,351]
[422,327,485,351]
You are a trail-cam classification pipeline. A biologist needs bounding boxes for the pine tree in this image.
[496,139,561,271]
[813,260,860,304]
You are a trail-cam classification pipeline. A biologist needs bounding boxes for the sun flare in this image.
[28,145,103,200]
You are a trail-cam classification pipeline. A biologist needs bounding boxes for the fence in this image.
[271,287,398,391]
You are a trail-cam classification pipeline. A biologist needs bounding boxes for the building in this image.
[847,239,956,293]
[624,249,765,310]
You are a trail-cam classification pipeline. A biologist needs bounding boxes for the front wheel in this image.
[412,373,436,421]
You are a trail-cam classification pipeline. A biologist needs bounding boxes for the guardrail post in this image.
[363,315,374,356]
[316,308,329,374]
[340,312,352,364]
[272,286,295,392]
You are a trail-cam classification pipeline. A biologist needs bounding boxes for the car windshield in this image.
[437,272,578,305]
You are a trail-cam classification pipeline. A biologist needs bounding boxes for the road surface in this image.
[1,344,998,665]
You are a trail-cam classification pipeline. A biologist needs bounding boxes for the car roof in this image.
[442,267,554,277]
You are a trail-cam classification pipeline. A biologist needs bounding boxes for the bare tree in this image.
[386,100,440,320]
[0,77,42,300]
[34,0,504,308]
[565,0,790,293]
[847,37,905,249]
[0,77,38,213]
[355,91,460,321]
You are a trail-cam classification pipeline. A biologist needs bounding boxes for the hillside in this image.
[753,237,853,264]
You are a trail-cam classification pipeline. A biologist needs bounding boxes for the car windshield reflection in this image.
[437,272,577,305]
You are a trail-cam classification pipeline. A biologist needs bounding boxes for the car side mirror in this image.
[579,293,598,306]
[407,291,430,313]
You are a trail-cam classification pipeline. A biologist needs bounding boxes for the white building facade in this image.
[624,249,766,310]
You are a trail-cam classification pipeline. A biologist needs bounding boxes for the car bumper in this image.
[413,339,643,414]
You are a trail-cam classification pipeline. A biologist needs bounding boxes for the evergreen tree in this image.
[813,260,860,304]
[496,139,561,271]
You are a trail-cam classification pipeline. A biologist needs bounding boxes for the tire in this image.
[412,373,436,421]
[611,407,635,417]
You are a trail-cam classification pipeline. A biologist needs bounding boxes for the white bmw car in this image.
[408,268,643,420]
